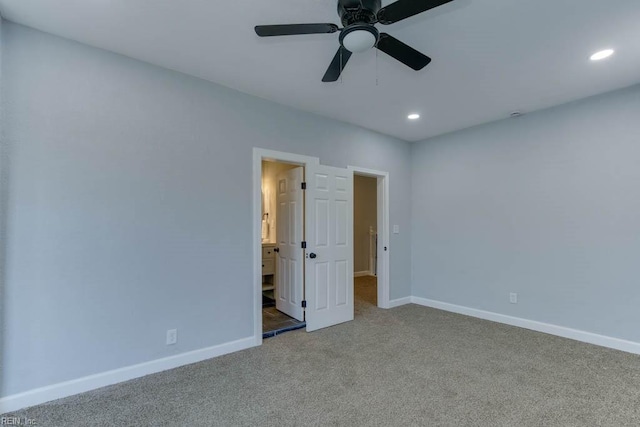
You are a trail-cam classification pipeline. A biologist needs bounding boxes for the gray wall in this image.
[0,17,6,400]
[354,175,377,273]
[411,84,640,343]
[1,22,412,397]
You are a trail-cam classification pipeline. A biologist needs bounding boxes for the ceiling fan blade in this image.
[322,46,353,82]
[255,24,339,37]
[377,0,453,25]
[376,33,431,70]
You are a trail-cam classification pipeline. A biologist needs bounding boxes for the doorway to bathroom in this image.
[260,159,306,337]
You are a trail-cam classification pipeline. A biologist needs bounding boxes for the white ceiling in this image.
[1,0,640,141]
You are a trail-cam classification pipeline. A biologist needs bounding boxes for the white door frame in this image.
[347,166,390,309]
[252,148,319,345]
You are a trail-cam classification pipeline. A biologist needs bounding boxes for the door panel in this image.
[315,200,329,247]
[336,260,348,306]
[305,164,353,332]
[314,261,329,310]
[275,167,304,321]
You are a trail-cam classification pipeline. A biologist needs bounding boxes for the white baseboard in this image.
[387,297,411,308]
[354,271,372,278]
[0,336,257,414]
[410,297,640,355]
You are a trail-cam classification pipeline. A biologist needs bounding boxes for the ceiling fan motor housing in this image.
[337,0,381,26]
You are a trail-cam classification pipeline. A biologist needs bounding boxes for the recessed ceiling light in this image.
[590,49,615,61]
[407,113,420,120]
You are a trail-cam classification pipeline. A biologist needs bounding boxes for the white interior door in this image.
[305,164,354,332]
[275,167,304,321]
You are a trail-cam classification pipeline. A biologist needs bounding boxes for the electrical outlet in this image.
[166,329,177,345]
[393,225,400,234]
[509,293,518,304]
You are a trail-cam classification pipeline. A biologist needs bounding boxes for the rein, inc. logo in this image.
[1,416,37,425]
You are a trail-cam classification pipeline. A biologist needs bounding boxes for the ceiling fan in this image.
[255,0,453,82]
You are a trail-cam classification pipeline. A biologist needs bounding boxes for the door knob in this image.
[274,248,280,253]
[309,253,317,259]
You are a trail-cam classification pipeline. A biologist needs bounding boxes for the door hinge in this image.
[302,300,307,308]
[301,241,307,249]
[301,182,307,190]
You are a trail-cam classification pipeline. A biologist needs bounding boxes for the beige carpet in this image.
[5,283,640,426]
[354,275,377,307]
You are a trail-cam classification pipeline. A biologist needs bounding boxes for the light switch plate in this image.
[393,225,400,234]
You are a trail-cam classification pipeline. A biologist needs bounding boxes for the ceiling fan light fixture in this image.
[339,25,379,53]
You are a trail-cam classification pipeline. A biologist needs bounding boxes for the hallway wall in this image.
[354,175,377,274]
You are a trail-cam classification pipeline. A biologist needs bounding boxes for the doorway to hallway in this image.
[349,166,390,313]
[353,173,379,313]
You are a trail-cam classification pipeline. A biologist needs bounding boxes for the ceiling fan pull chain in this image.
[376,47,379,86]
[340,48,343,83]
